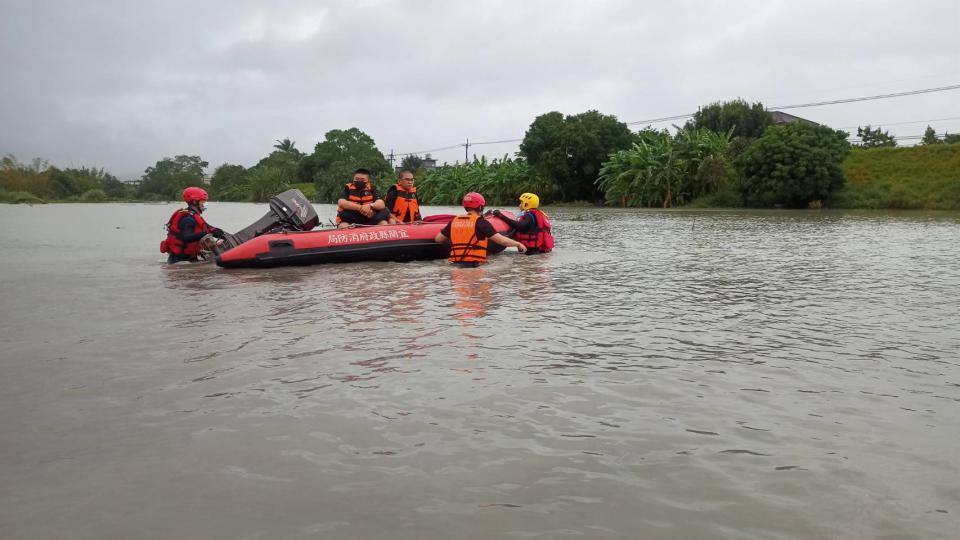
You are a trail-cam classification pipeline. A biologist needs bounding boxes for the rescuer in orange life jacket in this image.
[492,192,555,254]
[336,168,391,228]
[434,192,526,267]
[384,169,422,224]
[161,187,226,263]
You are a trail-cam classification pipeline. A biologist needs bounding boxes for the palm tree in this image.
[274,138,298,154]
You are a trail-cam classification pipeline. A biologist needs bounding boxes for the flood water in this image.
[1,202,958,539]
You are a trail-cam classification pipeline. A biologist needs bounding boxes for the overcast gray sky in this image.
[1,0,958,179]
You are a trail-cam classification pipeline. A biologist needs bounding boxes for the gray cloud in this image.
[1,0,957,179]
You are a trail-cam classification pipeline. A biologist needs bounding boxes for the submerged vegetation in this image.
[418,155,557,206]
[598,127,734,208]
[3,100,958,209]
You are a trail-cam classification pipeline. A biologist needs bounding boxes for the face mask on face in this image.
[199,202,207,212]
[353,179,367,188]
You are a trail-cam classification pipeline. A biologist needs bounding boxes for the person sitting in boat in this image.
[384,169,422,224]
[161,186,226,263]
[336,168,391,228]
[435,191,526,267]
[492,192,555,254]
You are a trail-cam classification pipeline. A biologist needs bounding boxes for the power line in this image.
[471,137,523,146]
[769,84,960,111]
[393,83,960,157]
[626,113,696,126]
[624,84,960,126]
[845,133,958,142]
[836,115,960,130]
[392,142,464,159]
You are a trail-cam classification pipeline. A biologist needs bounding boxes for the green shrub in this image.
[737,123,850,207]
[0,189,45,204]
[246,165,291,202]
[290,182,318,201]
[80,189,107,202]
[686,186,744,208]
[1,155,52,198]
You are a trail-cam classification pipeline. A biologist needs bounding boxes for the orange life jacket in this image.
[448,214,488,264]
[337,181,377,224]
[162,208,209,256]
[513,209,554,252]
[390,184,421,223]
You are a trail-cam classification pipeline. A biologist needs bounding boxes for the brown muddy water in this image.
[1,202,958,539]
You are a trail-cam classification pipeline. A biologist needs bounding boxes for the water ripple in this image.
[2,205,959,539]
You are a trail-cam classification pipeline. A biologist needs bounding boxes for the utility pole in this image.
[388,149,395,169]
[464,138,470,163]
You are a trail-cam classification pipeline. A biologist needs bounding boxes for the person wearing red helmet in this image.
[160,186,226,263]
[434,191,526,267]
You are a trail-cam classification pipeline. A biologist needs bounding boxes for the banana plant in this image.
[418,155,558,206]
[597,127,732,207]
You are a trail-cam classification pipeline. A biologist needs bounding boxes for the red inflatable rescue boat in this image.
[215,209,517,268]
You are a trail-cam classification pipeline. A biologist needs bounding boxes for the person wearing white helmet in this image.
[435,191,526,267]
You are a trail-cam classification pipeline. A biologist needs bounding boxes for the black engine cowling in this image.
[221,189,319,249]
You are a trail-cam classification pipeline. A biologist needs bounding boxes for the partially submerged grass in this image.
[0,189,45,204]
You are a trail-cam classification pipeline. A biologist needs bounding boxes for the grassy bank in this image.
[0,189,46,204]
[830,144,960,209]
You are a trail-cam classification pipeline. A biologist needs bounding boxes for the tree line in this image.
[4,99,958,207]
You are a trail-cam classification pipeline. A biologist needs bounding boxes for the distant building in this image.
[396,153,439,174]
[770,111,817,125]
[422,153,437,171]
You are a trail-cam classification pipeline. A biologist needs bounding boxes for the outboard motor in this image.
[220,189,319,249]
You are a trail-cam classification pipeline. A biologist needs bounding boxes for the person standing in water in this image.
[492,192,554,254]
[161,187,226,263]
[435,191,526,267]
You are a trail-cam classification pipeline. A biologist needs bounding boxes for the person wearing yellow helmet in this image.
[492,192,555,254]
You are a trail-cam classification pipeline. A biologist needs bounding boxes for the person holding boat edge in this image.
[336,168,390,228]
[385,169,422,224]
[492,192,555,254]
[435,191,526,267]
[161,186,225,263]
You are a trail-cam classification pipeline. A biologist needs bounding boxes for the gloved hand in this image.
[210,228,226,239]
[492,209,502,217]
